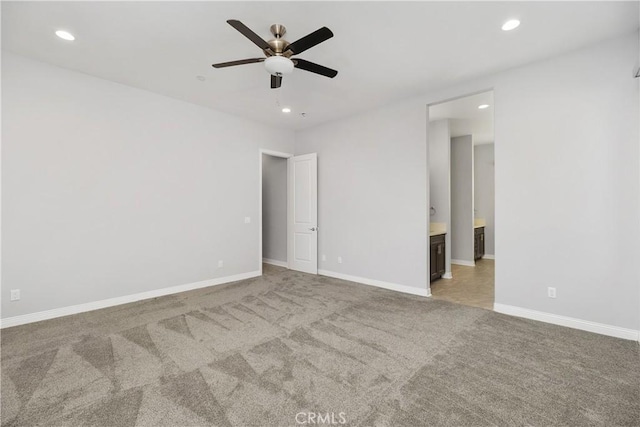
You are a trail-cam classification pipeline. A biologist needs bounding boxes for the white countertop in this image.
[430,222,446,236]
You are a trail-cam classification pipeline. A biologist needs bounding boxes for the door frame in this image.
[426,87,495,301]
[427,88,494,279]
[259,149,293,275]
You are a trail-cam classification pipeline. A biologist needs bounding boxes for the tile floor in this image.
[430,258,494,310]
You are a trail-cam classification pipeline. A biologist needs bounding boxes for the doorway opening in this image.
[260,150,291,274]
[259,150,319,276]
[427,90,495,310]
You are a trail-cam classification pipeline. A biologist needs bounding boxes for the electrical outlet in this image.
[244,217,251,224]
[218,260,224,268]
[321,254,326,262]
[10,289,20,301]
[337,256,342,264]
[547,287,556,298]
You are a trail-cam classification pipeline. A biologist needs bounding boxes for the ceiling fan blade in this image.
[271,74,282,89]
[294,59,338,78]
[212,58,264,68]
[285,27,333,55]
[227,19,271,51]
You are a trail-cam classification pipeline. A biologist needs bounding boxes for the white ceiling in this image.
[2,2,638,130]
[430,91,494,145]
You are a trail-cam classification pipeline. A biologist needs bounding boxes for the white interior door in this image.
[288,153,318,274]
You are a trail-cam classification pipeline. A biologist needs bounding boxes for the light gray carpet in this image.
[1,264,639,426]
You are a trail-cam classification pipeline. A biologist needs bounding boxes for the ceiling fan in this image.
[212,20,338,89]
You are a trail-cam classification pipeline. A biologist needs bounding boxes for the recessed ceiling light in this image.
[478,104,490,109]
[282,107,291,113]
[501,19,520,31]
[55,30,75,41]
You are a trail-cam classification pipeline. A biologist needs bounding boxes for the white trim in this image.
[261,149,294,158]
[262,258,288,268]
[494,303,640,341]
[318,269,430,297]
[442,272,453,279]
[483,254,495,260]
[451,259,476,267]
[1,270,261,329]
[259,149,293,277]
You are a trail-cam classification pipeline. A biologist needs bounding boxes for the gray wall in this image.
[295,33,639,331]
[428,119,452,275]
[450,135,474,263]
[474,144,495,256]
[261,155,287,263]
[2,52,294,319]
[492,33,638,328]
[3,33,639,333]
[294,99,428,291]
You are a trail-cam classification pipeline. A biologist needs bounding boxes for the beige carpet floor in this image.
[431,259,495,310]
[1,264,638,426]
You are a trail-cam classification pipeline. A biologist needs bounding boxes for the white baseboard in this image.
[483,254,495,260]
[442,272,453,279]
[494,303,640,342]
[318,269,430,297]
[451,259,476,267]
[262,258,288,268]
[0,270,261,329]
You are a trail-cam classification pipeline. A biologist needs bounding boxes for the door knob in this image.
[309,227,317,231]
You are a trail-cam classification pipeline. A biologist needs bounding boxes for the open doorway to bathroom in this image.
[427,91,495,310]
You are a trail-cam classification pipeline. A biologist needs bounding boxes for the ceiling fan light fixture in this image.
[265,56,294,75]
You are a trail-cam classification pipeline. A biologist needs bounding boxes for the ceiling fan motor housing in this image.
[266,24,292,56]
